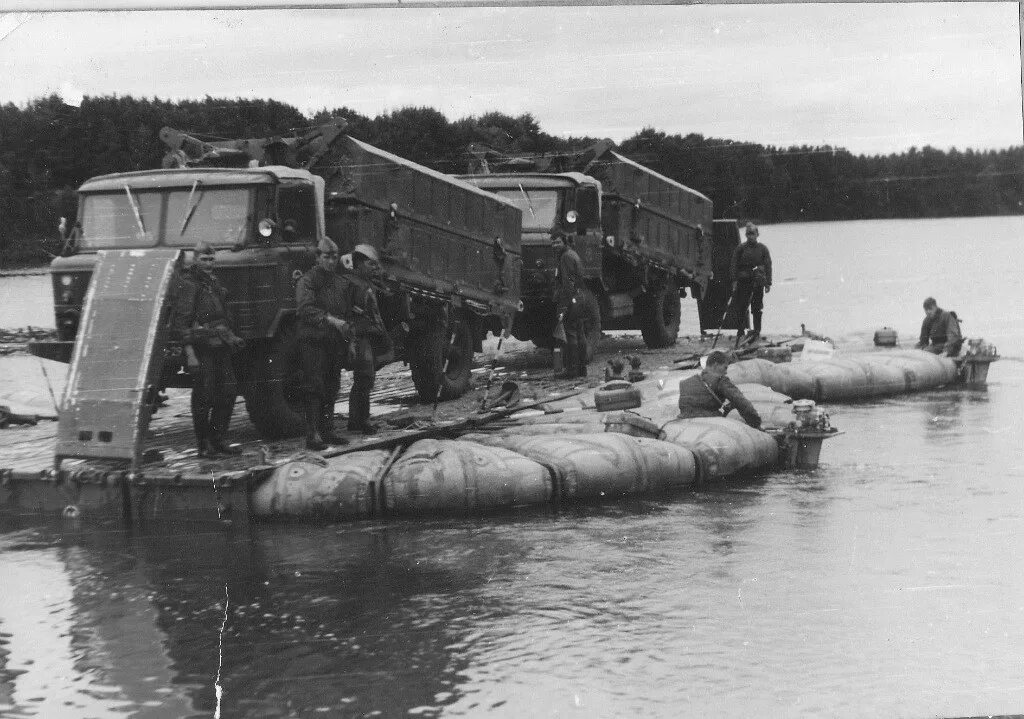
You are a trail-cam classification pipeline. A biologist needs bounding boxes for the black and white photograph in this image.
[0,1,1022,716]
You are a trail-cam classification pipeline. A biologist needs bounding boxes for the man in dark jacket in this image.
[343,244,391,435]
[677,350,762,428]
[729,222,772,345]
[916,297,962,356]
[552,234,588,378]
[296,237,351,450]
[173,242,245,457]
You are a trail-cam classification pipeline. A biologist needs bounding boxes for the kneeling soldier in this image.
[296,237,351,450]
[174,242,245,457]
[344,244,390,434]
[677,350,762,429]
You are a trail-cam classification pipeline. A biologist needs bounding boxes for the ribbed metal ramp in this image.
[56,249,181,470]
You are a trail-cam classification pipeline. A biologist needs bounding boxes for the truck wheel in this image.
[531,335,555,351]
[410,319,474,402]
[579,289,602,362]
[243,326,307,439]
[638,279,682,349]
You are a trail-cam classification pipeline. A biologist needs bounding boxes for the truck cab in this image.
[34,166,325,365]
[458,172,602,347]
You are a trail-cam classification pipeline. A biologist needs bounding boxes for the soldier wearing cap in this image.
[916,297,963,356]
[677,350,762,428]
[173,242,245,457]
[342,243,390,434]
[552,233,588,378]
[728,222,773,345]
[296,236,351,450]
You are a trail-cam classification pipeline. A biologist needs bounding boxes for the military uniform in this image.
[729,241,772,338]
[296,263,350,447]
[343,273,390,432]
[677,369,762,428]
[173,262,242,456]
[555,244,588,377]
[917,308,962,356]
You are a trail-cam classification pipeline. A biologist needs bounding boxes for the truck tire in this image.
[531,335,555,351]
[243,325,307,439]
[409,318,474,402]
[637,279,682,349]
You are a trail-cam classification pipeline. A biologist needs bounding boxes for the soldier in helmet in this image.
[343,243,390,434]
[173,242,246,457]
[728,222,773,345]
[296,236,351,450]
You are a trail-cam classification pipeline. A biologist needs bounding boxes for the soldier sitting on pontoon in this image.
[677,350,762,429]
[916,297,963,357]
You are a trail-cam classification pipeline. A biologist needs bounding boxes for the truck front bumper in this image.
[28,341,74,364]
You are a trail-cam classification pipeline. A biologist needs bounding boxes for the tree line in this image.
[1,94,1021,266]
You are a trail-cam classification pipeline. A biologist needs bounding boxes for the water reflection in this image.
[0,530,189,718]
[0,518,536,718]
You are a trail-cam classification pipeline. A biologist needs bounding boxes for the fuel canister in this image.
[594,380,643,412]
[873,327,898,347]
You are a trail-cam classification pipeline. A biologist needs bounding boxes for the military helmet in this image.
[317,236,340,255]
[194,241,215,256]
[352,243,380,263]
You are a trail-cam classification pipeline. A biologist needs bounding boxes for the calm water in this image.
[2,215,1024,718]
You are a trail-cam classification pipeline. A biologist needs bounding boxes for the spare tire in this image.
[410,315,474,402]
[243,324,307,439]
[637,278,681,349]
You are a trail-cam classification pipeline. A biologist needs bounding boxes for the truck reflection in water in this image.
[0,518,529,717]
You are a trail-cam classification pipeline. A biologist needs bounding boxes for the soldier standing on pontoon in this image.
[174,242,245,458]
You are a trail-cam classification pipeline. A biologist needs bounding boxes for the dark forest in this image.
[1,94,1020,266]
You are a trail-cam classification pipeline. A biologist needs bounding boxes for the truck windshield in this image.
[493,188,560,231]
[79,187,252,249]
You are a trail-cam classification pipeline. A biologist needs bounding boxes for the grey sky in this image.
[1,3,1020,155]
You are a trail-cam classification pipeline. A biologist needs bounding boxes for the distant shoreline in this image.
[0,267,48,277]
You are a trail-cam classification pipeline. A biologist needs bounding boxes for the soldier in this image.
[296,237,351,450]
[916,297,963,356]
[174,242,245,458]
[343,244,391,435]
[552,233,588,378]
[677,350,762,428]
[729,222,773,344]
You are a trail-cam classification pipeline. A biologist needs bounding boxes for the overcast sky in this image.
[1,3,1021,155]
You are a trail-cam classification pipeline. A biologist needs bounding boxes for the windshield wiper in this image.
[123,185,146,237]
[518,183,536,220]
[178,180,203,235]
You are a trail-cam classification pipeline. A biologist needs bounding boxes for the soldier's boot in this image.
[576,341,589,378]
[318,401,349,446]
[193,411,217,459]
[304,400,327,451]
[347,382,377,435]
[557,342,580,379]
[750,312,763,342]
[208,398,242,455]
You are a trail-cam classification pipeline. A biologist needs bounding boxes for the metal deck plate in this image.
[57,249,181,466]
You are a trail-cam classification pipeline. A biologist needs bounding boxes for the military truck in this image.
[30,121,522,443]
[696,219,747,333]
[458,143,713,352]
